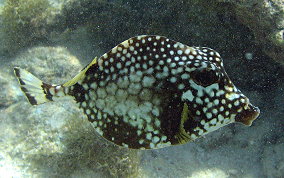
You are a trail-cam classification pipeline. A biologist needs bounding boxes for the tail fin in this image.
[14,67,64,105]
[14,57,98,105]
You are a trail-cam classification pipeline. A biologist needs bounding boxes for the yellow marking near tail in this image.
[63,57,97,87]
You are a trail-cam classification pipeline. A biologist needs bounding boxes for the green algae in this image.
[2,0,52,53]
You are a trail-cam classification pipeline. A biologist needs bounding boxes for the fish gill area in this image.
[0,0,283,177]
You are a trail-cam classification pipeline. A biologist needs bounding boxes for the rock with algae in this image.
[54,0,252,53]
[0,71,21,109]
[0,46,140,177]
[218,0,284,65]
[0,101,140,177]
[11,46,83,84]
[1,0,55,55]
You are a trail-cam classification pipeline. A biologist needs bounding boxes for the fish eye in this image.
[191,68,220,87]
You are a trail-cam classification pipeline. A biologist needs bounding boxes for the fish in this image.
[14,35,260,150]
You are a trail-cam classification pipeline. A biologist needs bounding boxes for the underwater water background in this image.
[0,0,284,177]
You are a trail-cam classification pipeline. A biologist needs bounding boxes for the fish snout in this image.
[235,103,260,126]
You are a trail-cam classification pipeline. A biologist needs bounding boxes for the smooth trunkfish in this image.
[14,35,260,150]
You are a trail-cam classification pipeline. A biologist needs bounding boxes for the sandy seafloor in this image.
[0,0,284,178]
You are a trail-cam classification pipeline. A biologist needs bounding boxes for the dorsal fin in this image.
[63,57,97,87]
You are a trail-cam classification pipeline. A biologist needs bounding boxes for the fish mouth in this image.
[235,103,260,126]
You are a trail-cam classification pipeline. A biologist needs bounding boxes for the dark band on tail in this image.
[42,83,54,102]
[20,86,38,105]
[14,68,38,105]
[14,68,26,85]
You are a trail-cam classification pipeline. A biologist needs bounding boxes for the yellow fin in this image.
[63,57,97,87]
[175,103,191,144]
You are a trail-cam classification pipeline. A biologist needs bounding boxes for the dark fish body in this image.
[14,35,260,149]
